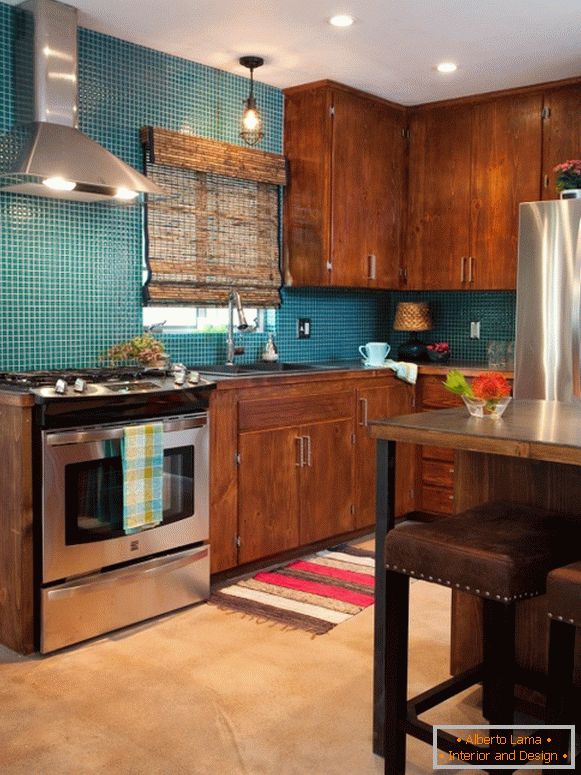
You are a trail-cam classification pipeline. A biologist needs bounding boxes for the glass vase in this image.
[462,395,511,419]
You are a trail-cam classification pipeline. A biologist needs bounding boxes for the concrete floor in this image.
[0,557,541,774]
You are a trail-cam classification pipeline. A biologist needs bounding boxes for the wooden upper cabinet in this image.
[404,104,473,290]
[283,86,332,286]
[470,93,542,289]
[284,81,406,289]
[405,93,543,290]
[541,85,581,200]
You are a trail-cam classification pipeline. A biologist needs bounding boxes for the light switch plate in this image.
[297,318,311,339]
[470,321,481,339]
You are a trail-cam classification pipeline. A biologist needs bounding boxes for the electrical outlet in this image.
[470,321,481,339]
[297,318,311,339]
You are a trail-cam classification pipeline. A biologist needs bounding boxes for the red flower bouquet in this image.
[443,369,512,418]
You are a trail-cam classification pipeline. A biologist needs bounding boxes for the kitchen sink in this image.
[191,362,345,377]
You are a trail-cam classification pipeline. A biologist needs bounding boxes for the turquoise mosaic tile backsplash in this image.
[0,2,516,371]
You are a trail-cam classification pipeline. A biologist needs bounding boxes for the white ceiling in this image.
[7,0,581,104]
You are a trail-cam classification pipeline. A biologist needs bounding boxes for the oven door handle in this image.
[46,414,207,446]
[45,546,210,599]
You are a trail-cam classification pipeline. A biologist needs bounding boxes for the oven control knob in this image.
[54,378,67,395]
[73,378,87,393]
[188,371,200,384]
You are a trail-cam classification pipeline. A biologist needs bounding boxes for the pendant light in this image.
[239,56,264,146]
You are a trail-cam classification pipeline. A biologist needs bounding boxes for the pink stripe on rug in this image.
[288,560,375,588]
[254,571,374,608]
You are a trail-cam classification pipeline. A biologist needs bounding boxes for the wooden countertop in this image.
[369,399,581,466]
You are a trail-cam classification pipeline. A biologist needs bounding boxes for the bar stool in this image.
[546,561,581,730]
[383,501,581,775]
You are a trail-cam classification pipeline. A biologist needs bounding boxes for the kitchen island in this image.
[369,399,581,754]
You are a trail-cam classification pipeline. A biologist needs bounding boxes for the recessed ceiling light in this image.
[329,14,355,27]
[437,62,458,74]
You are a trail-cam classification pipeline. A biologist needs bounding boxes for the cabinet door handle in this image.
[295,436,304,467]
[543,173,549,189]
[367,254,377,280]
[468,256,475,284]
[460,256,467,283]
[359,398,369,427]
[304,435,312,467]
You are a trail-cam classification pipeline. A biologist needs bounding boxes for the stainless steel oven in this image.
[40,411,210,652]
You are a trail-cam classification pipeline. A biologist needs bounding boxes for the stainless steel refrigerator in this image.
[514,199,581,401]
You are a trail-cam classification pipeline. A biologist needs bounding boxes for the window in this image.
[142,306,263,333]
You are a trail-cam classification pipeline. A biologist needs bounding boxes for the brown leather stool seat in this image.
[385,501,580,602]
[547,561,581,625]
[546,561,581,740]
[382,501,581,775]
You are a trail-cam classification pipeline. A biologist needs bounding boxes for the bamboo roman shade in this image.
[140,127,287,307]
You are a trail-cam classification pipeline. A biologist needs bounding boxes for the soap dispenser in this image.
[261,333,279,362]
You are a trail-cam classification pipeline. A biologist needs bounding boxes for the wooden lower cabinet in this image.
[354,383,415,526]
[238,427,301,564]
[299,418,354,544]
[210,373,415,573]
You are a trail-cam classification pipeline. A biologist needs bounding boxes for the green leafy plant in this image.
[442,369,474,398]
[101,334,167,366]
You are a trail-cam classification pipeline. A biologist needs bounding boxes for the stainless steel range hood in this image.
[0,0,163,203]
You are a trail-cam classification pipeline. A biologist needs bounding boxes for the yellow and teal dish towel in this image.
[121,422,164,534]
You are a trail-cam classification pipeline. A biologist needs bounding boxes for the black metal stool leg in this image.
[482,600,516,724]
[547,618,576,723]
[547,618,577,769]
[383,569,409,775]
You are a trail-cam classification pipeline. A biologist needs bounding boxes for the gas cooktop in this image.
[0,366,170,389]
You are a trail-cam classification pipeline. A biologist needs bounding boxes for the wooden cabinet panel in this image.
[420,485,454,515]
[300,419,354,544]
[405,105,473,290]
[422,460,455,488]
[419,375,463,408]
[470,94,542,289]
[209,390,239,573]
[541,85,581,200]
[239,392,352,432]
[331,89,371,287]
[238,428,301,564]
[355,382,415,527]
[422,444,454,463]
[283,86,332,286]
[284,81,405,289]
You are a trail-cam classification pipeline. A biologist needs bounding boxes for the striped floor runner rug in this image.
[210,543,375,635]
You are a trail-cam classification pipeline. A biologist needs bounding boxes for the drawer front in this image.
[422,444,455,463]
[422,460,455,488]
[420,376,462,409]
[239,392,353,432]
[420,485,454,515]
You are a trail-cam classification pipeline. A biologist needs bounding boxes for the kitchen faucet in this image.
[226,290,256,365]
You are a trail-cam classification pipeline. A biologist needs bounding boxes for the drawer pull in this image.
[359,398,369,427]
[295,436,304,467]
[304,435,312,467]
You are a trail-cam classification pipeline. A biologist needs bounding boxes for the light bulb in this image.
[329,14,355,27]
[42,176,76,191]
[242,107,260,132]
[115,187,139,200]
[437,62,458,74]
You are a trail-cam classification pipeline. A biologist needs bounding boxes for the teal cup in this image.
[359,342,390,366]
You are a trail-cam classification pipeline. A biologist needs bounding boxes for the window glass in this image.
[143,306,263,333]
